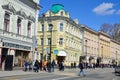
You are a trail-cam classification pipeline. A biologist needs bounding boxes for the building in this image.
[98,31,111,64]
[0,0,40,70]
[81,26,99,65]
[38,4,83,66]
[110,40,120,65]
[82,25,120,66]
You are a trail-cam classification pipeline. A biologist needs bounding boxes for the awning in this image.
[57,51,67,56]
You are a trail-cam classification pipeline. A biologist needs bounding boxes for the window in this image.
[17,18,22,34]
[48,25,50,31]
[61,11,63,16]
[47,38,51,45]
[41,24,44,31]
[41,38,43,45]
[59,23,63,31]
[27,21,31,37]
[59,38,63,45]
[4,12,10,31]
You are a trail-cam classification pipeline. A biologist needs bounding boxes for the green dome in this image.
[51,4,64,14]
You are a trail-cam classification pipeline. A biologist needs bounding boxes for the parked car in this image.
[115,65,120,74]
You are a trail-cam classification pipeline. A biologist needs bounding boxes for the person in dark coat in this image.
[51,60,56,72]
[34,60,39,72]
[78,61,86,77]
[39,60,42,71]
[24,60,29,72]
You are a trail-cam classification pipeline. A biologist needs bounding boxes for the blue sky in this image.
[39,0,120,31]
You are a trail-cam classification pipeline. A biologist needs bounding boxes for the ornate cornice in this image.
[2,2,16,14]
[19,0,41,10]
[16,9,27,18]
[27,15,35,22]
[38,16,82,30]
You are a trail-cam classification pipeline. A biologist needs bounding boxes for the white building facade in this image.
[0,0,40,70]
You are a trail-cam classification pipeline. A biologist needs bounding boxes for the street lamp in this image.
[101,46,103,68]
[85,40,87,69]
[116,51,117,65]
[48,24,53,72]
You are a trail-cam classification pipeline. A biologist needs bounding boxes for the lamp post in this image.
[85,40,87,69]
[101,46,103,68]
[116,51,117,65]
[48,24,53,72]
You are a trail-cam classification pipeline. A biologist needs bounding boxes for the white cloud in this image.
[93,3,116,15]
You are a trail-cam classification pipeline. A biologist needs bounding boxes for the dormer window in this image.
[17,17,22,34]
[61,11,63,16]
[4,12,10,31]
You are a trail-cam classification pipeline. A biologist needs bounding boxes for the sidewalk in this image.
[0,68,72,77]
[0,70,35,77]
[0,68,65,77]
[0,68,112,78]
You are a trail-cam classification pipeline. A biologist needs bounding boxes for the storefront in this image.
[0,42,32,70]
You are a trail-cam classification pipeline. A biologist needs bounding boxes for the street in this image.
[0,68,119,80]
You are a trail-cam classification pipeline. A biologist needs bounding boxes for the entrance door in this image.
[57,56,65,64]
[4,55,13,71]
[0,48,8,70]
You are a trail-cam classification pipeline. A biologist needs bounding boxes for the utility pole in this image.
[116,51,117,65]
[101,46,103,68]
[48,24,53,72]
[85,40,87,69]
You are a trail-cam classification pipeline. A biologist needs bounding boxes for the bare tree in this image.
[100,23,120,42]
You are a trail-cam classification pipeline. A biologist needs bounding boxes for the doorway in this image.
[57,56,65,64]
[0,48,8,70]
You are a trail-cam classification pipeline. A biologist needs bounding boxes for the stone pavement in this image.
[0,70,35,77]
[0,68,68,77]
[0,68,100,77]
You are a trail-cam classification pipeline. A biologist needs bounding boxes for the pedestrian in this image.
[78,61,86,77]
[74,62,76,68]
[61,61,65,71]
[51,60,56,72]
[39,60,42,71]
[24,60,29,72]
[42,60,47,71]
[34,60,39,72]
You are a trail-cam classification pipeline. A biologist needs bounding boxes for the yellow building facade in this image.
[37,4,120,67]
[82,26,120,65]
[82,26,99,64]
[98,32,111,64]
[110,40,120,64]
[37,4,83,66]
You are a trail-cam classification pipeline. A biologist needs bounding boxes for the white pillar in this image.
[9,49,15,66]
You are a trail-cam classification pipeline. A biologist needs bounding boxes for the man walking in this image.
[78,61,86,77]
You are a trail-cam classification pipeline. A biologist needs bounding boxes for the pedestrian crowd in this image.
[23,59,65,72]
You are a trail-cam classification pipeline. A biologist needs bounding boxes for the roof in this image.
[51,4,64,14]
